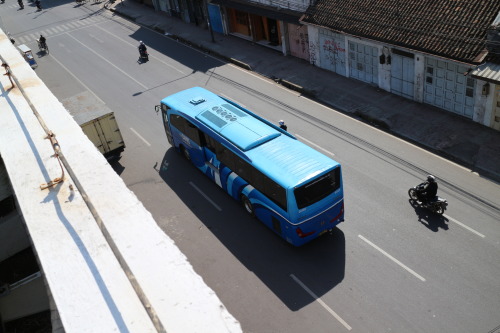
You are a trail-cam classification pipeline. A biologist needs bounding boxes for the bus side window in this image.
[184,121,201,146]
[171,115,202,146]
[169,114,184,130]
[203,133,216,152]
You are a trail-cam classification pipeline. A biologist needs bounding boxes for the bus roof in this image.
[161,87,340,187]
[248,134,338,186]
[162,87,280,151]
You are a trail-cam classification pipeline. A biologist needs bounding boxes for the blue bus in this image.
[156,87,344,246]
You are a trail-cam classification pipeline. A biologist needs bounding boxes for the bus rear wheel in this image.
[180,146,190,161]
[241,195,254,217]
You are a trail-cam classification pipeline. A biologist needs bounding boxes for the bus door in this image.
[155,104,173,145]
[201,133,222,187]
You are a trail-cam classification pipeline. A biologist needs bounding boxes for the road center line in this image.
[130,128,151,146]
[358,235,426,282]
[65,32,148,89]
[50,53,105,104]
[189,182,222,211]
[94,24,186,75]
[295,134,335,156]
[443,214,485,238]
[290,274,352,331]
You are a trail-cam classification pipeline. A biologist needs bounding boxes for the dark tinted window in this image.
[294,168,340,209]
[169,114,201,146]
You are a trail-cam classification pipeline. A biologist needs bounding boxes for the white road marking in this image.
[66,32,148,89]
[295,134,336,156]
[50,53,105,104]
[444,214,485,238]
[358,235,426,282]
[130,127,151,147]
[290,274,352,331]
[189,182,222,211]
[94,24,186,75]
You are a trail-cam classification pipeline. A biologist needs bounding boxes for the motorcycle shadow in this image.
[409,199,449,232]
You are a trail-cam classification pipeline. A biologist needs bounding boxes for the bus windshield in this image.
[294,168,341,209]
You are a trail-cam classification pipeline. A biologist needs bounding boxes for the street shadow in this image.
[129,26,221,75]
[110,159,125,175]
[158,148,346,311]
[409,199,449,232]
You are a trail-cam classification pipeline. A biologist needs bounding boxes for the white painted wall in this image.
[473,80,494,126]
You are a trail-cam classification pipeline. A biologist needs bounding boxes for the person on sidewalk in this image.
[279,120,287,131]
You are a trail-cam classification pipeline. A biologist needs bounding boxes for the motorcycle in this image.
[408,183,448,215]
[139,48,149,62]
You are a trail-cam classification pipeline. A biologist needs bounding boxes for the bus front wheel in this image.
[241,195,254,217]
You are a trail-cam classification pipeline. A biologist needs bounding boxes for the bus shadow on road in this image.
[158,148,346,311]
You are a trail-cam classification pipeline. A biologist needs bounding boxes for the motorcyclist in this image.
[35,0,41,10]
[138,41,147,56]
[278,120,287,131]
[38,34,46,49]
[418,175,438,203]
[18,0,24,9]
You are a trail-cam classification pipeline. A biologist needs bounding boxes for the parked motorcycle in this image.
[408,183,448,215]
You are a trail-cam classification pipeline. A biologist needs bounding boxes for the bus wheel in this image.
[180,146,190,161]
[241,195,254,216]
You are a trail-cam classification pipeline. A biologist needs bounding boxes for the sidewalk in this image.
[105,0,500,182]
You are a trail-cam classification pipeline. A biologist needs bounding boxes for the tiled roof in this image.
[301,0,500,64]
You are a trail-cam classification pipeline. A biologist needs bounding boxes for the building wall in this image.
[473,80,494,126]
[304,25,497,127]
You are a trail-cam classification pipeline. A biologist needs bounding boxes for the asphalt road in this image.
[2,1,500,332]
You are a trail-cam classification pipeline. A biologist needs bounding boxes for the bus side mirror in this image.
[155,105,161,115]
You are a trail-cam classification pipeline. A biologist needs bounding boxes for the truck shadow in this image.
[158,148,346,311]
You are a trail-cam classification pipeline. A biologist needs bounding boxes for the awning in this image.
[210,0,302,24]
[471,62,500,83]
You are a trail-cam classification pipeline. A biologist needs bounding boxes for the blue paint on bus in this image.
[159,87,344,246]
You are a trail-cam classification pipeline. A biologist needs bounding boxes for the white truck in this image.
[63,92,125,161]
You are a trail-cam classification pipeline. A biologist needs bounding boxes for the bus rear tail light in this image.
[296,227,315,238]
[330,202,344,223]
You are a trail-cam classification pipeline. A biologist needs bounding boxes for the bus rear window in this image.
[294,168,340,209]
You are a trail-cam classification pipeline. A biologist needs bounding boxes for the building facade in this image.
[301,0,500,130]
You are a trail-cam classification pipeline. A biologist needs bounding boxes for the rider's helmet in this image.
[427,175,436,182]
[279,120,285,126]
[140,41,144,45]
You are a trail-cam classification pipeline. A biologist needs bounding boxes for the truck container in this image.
[73,110,125,160]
